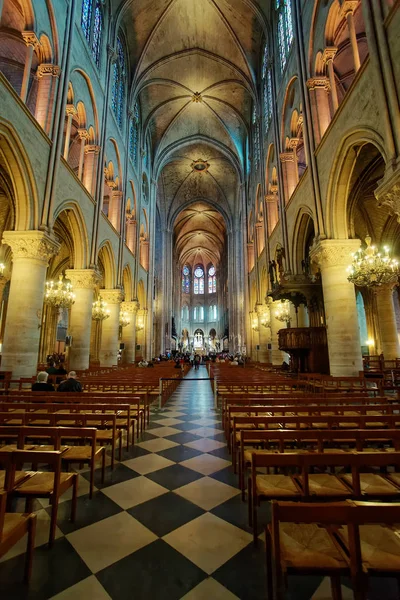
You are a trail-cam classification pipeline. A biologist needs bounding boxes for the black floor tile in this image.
[209,446,231,460]
[52,490,123,534]
[127,492,205,536]
[208,431,226,442]
[213,540,267,600]
[97,539,206,600]
[0,537,91,600]
[137,431,158,442]
[169,421,202,432]
[115,444,150,461]
[166,432,203,444]
[211,494,264,535]
[209,466,240,489]
[81,462,140,489]
[156,445,203,462]
[145,464,204,490]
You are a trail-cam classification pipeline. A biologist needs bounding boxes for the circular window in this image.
[183,266,189,276]
[194,267,204,278]
[209,266,215,276]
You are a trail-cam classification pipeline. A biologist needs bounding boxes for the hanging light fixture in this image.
[136,314,144,331]
[260,307,271,329]
[92,296,110,321]
[0,263,5,278]
[275,300,291,323]
[251,313,259,332]
[45,274,75,309]
[119,311,130,328]
[347,236,399,288]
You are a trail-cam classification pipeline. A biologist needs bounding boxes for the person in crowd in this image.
[57,371,83,392]
[138,359,148,367]
[174,359,181,369]
[32,371,55,392]
[46,361,58,375]
[194,354,200,370]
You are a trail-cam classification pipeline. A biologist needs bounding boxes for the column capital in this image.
[65,268,101,289]
[280,152,295,163]
[265,194,277,203]
[310,238,361,270]
[66,104,77,117]
[375,165,400,223]
[121,300,140,314]
[101,289,124,304]
[322,47,338,64]
[111,189,123,199]
[288,137,300,150]
[341,0,358,16]
[77,128,89,141]
[21,31,39,49]
[37,63,61,78]
[85,144,101,155]
[306,76,331,92]
[2,230,60,263]
[107,44,117,63]
[373,281,398,294]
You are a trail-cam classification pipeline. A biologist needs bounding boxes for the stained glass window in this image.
[81,0,93,42]
[182,265,190,294]
[194,266,204,295]
[276,0,294,73]
[262,44,273,128]
[253,106,260,168]
[208,266,216,294]
[91,0,103,67]
[129,103,140,163]
[112,36,126,128]
[193,307,198,320]
[199,307,204,321]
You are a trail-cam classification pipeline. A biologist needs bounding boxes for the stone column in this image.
[257,304,271,363]
[322,48,339,112]
[99,289,124,367]
[121,301,139,364]
[306,77,331,144]
[20,32,38,103]
[374,283,400,359]
[265,193,279,233]
[63,104,76,161]
[247,242,255,272]
[65,269,99,370]
[270,300,285,365]
[83,145,100,196]
[343,1,361,73]
[35,64,61,135]
[108,190,123,232]
[77,129,89,181]
[298,303,309,327]
[126,219,137,254]
[135,309,147,360]
[140,240,150,271]
[1,231,60,378]
[310,239,362,376]
[280,153,297,202]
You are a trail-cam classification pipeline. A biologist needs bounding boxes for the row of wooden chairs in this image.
[249,450,400,545]
[267,499,400,600]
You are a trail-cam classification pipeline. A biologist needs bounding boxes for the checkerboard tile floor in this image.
[0,367,396,599]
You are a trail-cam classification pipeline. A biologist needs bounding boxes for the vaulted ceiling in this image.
[117,0,269,263]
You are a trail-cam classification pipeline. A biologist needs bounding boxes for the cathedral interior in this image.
[0,1,400,599]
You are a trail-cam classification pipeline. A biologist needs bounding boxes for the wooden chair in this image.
[267,501,355,600]
[0,488,36,582]
[8,449,78,546]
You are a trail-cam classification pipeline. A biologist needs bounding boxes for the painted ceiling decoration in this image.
[117,0,269,264]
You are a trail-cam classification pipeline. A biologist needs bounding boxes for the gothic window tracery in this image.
[252,106,260,168]
[194,266,204,295]
[208,266,216,294]
[129,103,140,163]
[276,0,293,72]
[112,36,126,128]
[81,0,103,67]
[182,265,190,294]
[262,44,273,129]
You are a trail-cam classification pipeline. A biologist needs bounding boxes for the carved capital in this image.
[306,76,331,92]
[375,166,400,223]
[2,230,60,263]
[22,31,39,49]
[107,44,117,63]
[288,137,300,150]
[77,128,89,141]
[66,104,77,117]
[85,144,101,155]
[322,47,338,64]
[310,239,361,270]
[121,300,140,314]
[65,268,101,289]
[101,289,124,304]
[37,64,61,78]
[280,152,295,163]
[111,190,123,199]
[341,0,358,16]
[265,194,277,203]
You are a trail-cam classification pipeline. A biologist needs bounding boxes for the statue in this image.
[276,247,285,279]
[269,260,277,288]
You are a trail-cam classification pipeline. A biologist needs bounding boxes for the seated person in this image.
[32,371,55,392]
[57,371,83,392]
[46,361,58,375]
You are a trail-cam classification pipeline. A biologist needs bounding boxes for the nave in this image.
[0,366,395,600]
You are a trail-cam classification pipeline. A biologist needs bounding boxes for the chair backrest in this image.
[9,449,64,498]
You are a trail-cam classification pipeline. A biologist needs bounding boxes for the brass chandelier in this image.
[119,311,131,328]
[347,236,399,288]
[45,275,75,309]
[92,296,110,321]
[274,300,291,323]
